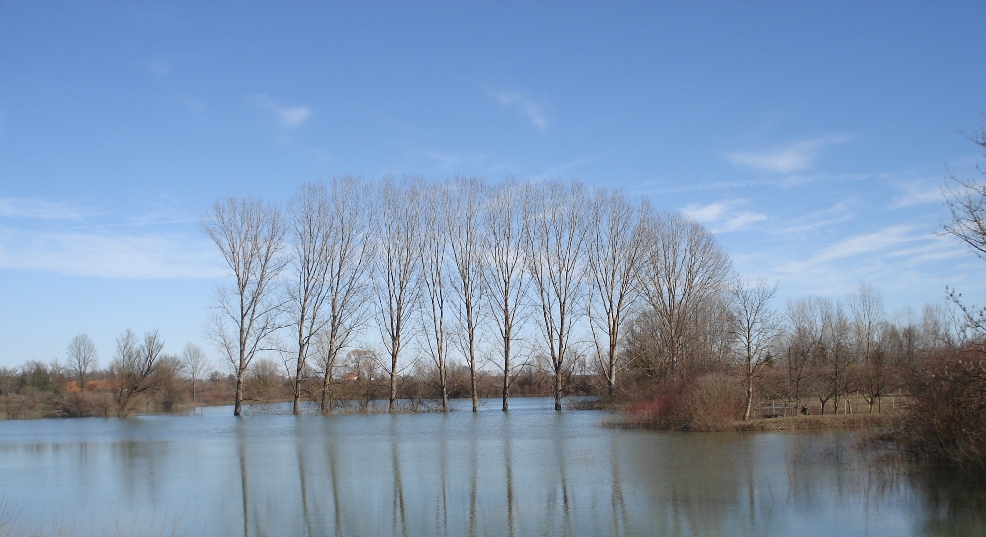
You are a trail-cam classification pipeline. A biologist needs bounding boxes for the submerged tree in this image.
[202,197,288,416]
[484,178,529,411]
[374,177,422,412]
[586,189,649,397]
[285,182,337,415]
[446,176,487,412]
[524,180,590,411]
[418,180,452,410]
[312,178,376,412]
[181,343,209,402]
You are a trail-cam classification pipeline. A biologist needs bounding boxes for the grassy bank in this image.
[612,409,895,432]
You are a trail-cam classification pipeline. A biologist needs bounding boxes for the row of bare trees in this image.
[203,177,745,414]
[202,176,975,418]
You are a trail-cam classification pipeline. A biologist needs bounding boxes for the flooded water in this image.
[0,397,982,536]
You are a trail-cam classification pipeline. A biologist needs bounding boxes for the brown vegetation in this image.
[892,346,986,473]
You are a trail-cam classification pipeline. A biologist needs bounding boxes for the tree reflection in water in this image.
[3,401,986,536]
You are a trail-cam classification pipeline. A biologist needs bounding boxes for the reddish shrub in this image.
[624,372,746,431]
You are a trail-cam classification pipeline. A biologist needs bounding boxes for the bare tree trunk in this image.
[67,333,98,396]
[447,177,487,413]
[419,181,452,411]
[374,177,422,413]
[501,331,511,411]
[523,180,590,411]
[291,177,376,414]
[639,211,732,382]
[586,189,648,398]
[285,183,336,415]
[484,179,528,412]
[744,374,755,421]
[732,279,781,421]
[202,197,287,417]
[181,343,208,404]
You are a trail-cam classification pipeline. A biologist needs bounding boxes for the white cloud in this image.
[728,136,849,173]
[494,91,549,131]
[0,226,222,279]
[0,198,86,220]
[889,182,943,209]
[682,201,766,232]
[253,94,312,128]
[811,224,918,263]
[772,198,858,235]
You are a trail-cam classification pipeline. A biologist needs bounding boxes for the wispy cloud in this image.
[528,155,597,182]
[682,201,766,232]
[401,144,515,176]
[754,223,966,302]
[253,94,312,128]
[0,198,86,220]
[143,59,172,79]
[728,136,850,173]
[890,181,943,209]
[494,91,549,131]
[811,224,918,264]
[634,172,870,196]
[0,226,222,279]
[772,198,859,235]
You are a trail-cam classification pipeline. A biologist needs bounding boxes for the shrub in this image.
[624,372,746,431]
[895,346,986,473]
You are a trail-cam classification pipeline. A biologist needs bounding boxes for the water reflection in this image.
[0,400,984,536]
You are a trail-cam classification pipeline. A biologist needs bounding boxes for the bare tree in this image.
[285,182,336,415]
[202,197,288,416]
[785,297,826,411]
[374,177,422,412]
[944,127,986,335]
[523,179,590,411]
[67,333,98,394]
[586,188,649,397]
[848,283,885,365]
[731,279,782,420]
[820,298,853,414]
[310,177,376,412]
[484,178,529,411]
[638,211,733,379]
[181,343,209,402]
[111,329,163,417]
[418,180,452,410]
[848,283,887,412]
[446,176,487,412]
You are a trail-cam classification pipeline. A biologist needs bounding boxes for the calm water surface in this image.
[0,397,983,536]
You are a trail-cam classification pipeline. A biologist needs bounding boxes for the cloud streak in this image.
[0,198,86,220]
[634,172,870,196]
[890,181,943,209]
[682,201,766,232]
[728,136,850,173]
[494,91,549,131]
[0,227,222,279]
[253,94,312,128]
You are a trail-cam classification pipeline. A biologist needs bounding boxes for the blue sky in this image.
[1,2,985,369]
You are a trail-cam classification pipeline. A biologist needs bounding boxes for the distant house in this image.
[65,379,115,393]
[342,372,359,382]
